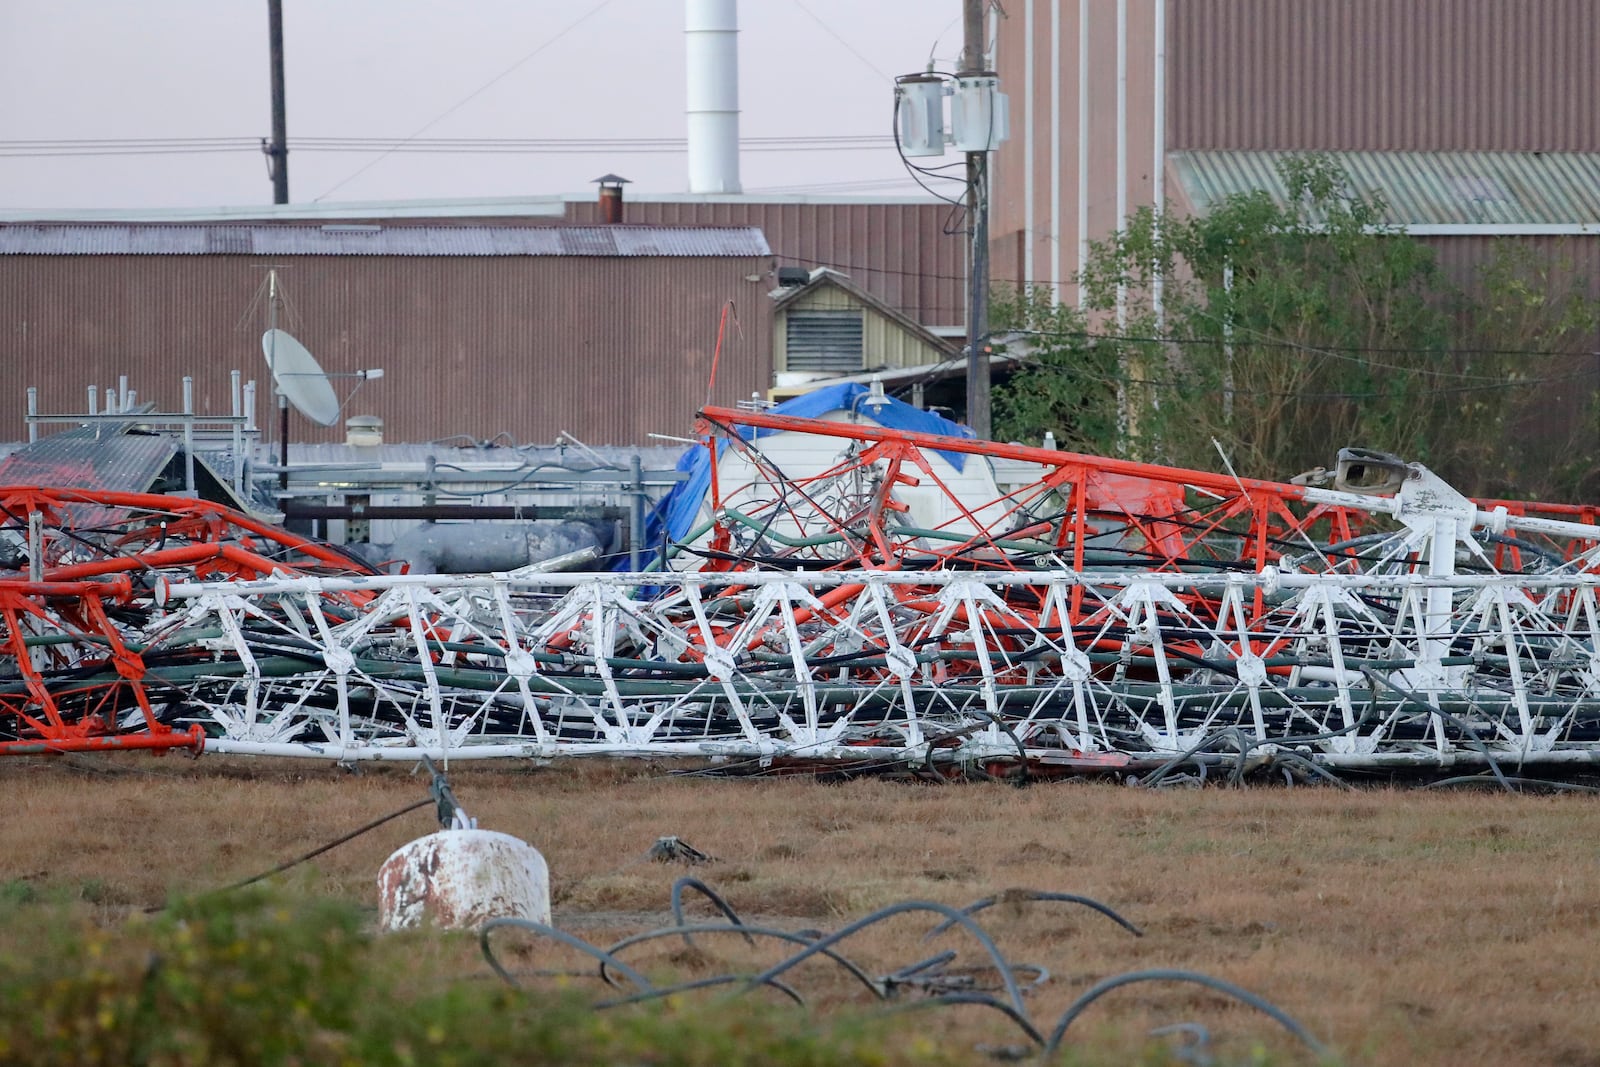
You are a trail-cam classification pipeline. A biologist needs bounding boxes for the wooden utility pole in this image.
[266,0,289,204]
[960,0,991,439]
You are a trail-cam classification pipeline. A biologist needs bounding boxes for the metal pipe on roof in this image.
[181,375,196,495]
[230,370,244,494]
[685,0,741,194]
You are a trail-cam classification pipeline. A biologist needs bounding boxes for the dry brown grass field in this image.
[4,755,1599,1065]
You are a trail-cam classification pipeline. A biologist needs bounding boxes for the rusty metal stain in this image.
[378,829,550,932]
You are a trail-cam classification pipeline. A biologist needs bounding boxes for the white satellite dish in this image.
[261,329,341,427]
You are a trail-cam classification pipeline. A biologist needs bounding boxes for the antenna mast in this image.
[267,269,290,492]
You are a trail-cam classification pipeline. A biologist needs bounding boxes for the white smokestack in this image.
[685,0,741,194]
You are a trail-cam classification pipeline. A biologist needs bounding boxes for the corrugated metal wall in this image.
[994,0,1600,300]
[564,200,965,331]
[773,285,953,373]
[1169,0,1600,152]
[992,0,1163,299]
[0,254,773,446]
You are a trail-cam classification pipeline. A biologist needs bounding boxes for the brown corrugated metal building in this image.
[0,224,774,446]
[561,197,966,333]
[1,194,968,446]
[987,0,1599,483]
[991,0,1600,298]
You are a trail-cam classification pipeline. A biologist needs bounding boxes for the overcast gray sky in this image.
[0,0,964,210]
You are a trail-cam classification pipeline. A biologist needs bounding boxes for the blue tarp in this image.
[624,384,974,569]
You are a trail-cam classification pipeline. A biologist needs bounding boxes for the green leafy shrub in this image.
[0,890,953,1067]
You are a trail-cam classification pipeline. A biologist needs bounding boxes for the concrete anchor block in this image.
[377,829,550,932]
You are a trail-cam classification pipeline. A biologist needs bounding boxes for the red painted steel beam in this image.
[698,406,1318,502]
[0,725,204,756]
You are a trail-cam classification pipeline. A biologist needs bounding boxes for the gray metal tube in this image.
[230,370,244,494]
[629,454,644,571]
[391,520,607,574]
[182,375,196,495]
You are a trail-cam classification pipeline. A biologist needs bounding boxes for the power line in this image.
[744,176,926,194]
[1004,350,1597,400]
[786,0,895,82]
[1002,326,1600,363]
[1,135,893,146]
[313,0,621,201]
[0,135,899,159]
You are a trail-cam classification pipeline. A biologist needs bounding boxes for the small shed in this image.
[771,269,958,387]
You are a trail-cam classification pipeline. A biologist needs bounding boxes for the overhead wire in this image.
[0,135,902,159]
[785,0,896,83]
[1012,322,1597,372]
[313,0,622,201]
[1003,347,1597,398]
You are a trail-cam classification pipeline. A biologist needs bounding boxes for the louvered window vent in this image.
[786,310,864,373]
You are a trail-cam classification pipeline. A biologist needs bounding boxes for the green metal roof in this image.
[1171,151,1600,228]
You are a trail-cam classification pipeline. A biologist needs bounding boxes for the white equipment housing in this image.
[950,75,1010,152]
[896,75,948,157]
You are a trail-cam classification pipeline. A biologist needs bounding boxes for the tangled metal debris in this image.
[3,408,1599,778]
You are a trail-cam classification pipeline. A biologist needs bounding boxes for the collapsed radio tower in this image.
[2,407,1598,779]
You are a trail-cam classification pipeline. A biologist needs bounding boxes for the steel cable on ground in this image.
[669,876,755,949]
[740,899,1029,1019]
[881,991,1046,1047]
[923,890,1145,940]
[1361,668,1514,793]
[144,797,434,911]
[597,971,807,1008]
[1424,775,1600,795]
[480,917,654,991]
[1139,715,1382,790]
[594,924,880,1006]
[1040,968,1331,1062]
[475,876,1329,1058]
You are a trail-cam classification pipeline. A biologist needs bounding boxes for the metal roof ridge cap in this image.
[556,192,945,206]
[0,195,569,224]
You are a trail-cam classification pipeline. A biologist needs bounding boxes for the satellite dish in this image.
[261,329,340,427]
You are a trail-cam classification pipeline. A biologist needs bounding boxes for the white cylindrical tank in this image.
[686,0,741,193]
[377,829,550,931]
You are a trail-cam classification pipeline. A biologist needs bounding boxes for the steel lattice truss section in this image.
[2,412,1599,775]
[0,487,375,755]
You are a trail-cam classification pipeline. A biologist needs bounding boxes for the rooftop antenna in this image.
[262,269,339,494]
